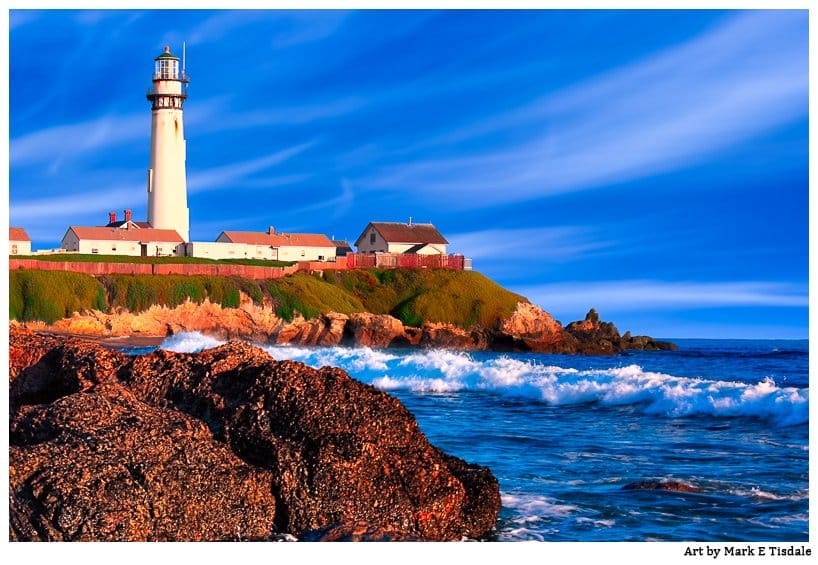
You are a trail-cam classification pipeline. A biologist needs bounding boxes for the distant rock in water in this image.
[565,308,678,354]
[623,480,704,493]
[9,327,500,541]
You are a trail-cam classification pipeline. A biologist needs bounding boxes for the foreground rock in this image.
[9,327,500,541]
[10,385,277,541]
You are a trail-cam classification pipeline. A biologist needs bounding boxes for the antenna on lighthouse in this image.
[182,41,186,74]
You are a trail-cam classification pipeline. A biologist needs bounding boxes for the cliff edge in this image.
[10,269,676,354]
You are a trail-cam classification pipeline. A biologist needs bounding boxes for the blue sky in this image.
[8,9,809,339]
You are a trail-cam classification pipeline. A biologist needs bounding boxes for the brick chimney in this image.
[268,226,275,235]
[124,209,133,222]
[109,211,117,224]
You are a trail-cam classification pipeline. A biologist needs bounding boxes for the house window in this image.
[11,244,17,254]
[370,232,376,244]
[112,246,117,252]
[301,250,306,257]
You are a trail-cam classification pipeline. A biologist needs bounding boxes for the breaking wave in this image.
[158,332,808,427]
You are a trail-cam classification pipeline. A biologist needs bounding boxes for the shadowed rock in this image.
[10,384,277,541]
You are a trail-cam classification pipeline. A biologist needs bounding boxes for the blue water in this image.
[119,335,809,541]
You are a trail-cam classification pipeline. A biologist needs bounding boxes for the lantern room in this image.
[154,46,180,80]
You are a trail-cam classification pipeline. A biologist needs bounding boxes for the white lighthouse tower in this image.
[146,45,190,242]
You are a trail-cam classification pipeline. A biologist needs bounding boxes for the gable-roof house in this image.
[9,227,31,255]
[354,221,448,255]
[61,226,184,257]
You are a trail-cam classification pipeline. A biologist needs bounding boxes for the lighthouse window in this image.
[155,59,177,79]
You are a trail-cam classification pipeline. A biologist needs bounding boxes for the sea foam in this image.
[158,332,808,426]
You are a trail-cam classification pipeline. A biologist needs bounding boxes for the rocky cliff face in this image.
[20,296,675,354]
[9,328,500,542]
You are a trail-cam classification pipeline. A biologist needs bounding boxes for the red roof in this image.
[219,231,334,248]
[355,222,448,246]
[9,227,31,242]
[67,226,184,243]
[105,220,152,229]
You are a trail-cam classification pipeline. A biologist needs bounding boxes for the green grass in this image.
[9,268,527,329]
[263,273,366,321]
[318,268,526,328]
[98,275,266,312]
[9,270,107,324]
[13,253,295,267]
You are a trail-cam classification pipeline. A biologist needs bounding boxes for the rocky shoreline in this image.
[16,296,676,355]
[9,327,500,541]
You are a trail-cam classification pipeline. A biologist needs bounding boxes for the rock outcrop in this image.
[490,302,575,352]
[20,296,675,355]
[273,311,349,346]
[565,308,677,353]
[346,312,419,348]
[623,480,703,494]
[9,327,501,542]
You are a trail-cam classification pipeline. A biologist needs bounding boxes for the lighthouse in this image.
[146,45,190,242]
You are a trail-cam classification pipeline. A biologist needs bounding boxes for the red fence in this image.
[9,253,465,279]
[9,259,299,280]
[346,253,465,270]
[9,260,154,276]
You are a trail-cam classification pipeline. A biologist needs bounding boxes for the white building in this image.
[61,226,184,257]
[215,228,337,262]
[184,241,273,261]
[146,46,190,242]
[9,227,31,255]
[355,221,448,255]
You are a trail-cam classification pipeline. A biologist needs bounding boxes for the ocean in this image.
[119,334,809,542]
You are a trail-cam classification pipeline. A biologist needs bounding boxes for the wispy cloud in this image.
[237,174,313,189]
[73,11,118,26]
[186,10,348,48]
[10,184,144,226]
[448,226,613,261]
[187,141,317,193]
[517,280,808,316]
[283,179,355,221]
[201,97,366,132]
[270,11,349,49]
[9,96,243,170]
[11,114,146,169]
[186,11,261,46]
[353,11,807,207]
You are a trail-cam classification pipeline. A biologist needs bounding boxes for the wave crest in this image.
[158,332,808,426]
